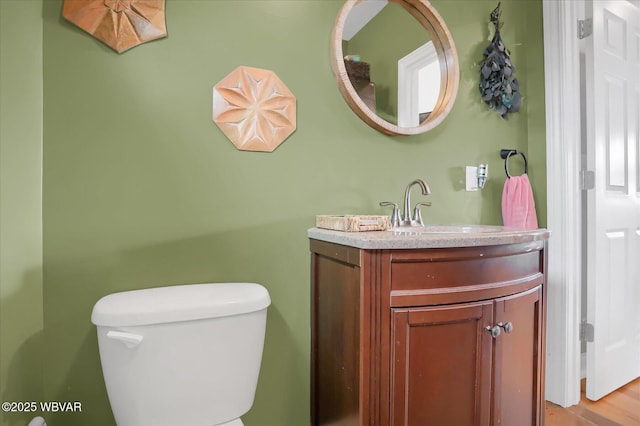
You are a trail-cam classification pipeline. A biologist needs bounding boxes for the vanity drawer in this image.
[389,243,543,307]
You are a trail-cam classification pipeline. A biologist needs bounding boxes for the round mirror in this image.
[331,0,459,135]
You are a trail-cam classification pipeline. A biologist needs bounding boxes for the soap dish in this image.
[316,215,391,232]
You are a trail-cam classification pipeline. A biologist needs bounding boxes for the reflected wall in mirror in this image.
[331,0,459,135]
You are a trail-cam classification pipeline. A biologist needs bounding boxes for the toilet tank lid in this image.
[91,283,271,326]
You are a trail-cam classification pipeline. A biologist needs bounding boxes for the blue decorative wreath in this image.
[479,2,521,119]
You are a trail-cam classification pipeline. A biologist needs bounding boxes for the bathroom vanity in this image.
[309,226,549,426]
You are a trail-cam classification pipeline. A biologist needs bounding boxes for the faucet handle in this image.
[379,202,400,228]
[412,202,432,226]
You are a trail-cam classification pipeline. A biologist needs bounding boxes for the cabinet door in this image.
[492,285,543,426]
[391,301,494,426]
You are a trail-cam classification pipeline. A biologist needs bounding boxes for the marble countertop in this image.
[308,226,550,250]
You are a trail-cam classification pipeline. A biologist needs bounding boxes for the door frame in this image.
[397,41,438,128]
[542,0,584,407]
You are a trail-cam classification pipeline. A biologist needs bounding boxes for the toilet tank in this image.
[91,283,270,426]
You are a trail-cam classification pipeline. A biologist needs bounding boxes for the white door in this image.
[585,0,640,401]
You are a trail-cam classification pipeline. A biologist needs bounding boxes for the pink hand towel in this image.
[502,174,538,229]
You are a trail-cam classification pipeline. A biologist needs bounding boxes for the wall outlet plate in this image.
[466,166,479,191]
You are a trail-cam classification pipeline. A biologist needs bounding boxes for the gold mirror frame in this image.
[331,0,459,135]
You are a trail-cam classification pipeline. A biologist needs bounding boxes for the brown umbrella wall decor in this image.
[62,0,167,53]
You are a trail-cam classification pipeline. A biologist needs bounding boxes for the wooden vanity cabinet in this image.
[310,239,547,426]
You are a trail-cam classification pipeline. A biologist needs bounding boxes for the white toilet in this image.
[91,282,270,426]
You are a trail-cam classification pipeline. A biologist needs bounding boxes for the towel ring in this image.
[500,149,528,178]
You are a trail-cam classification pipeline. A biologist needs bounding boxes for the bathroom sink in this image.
[390,225,505,235]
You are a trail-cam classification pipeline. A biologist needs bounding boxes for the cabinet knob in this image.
[486,325,501,338]
[499,322,514,333]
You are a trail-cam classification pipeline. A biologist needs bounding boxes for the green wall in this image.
[522,0,548,222]
[0,0,545,425]
[0,1,44,426]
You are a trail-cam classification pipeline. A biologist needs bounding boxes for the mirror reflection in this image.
[331,0,459,136]
[342,0,441,126]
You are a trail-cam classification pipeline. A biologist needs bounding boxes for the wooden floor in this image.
[545,378,640,425]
